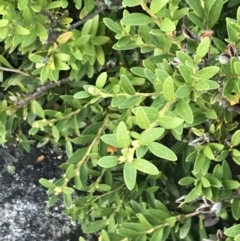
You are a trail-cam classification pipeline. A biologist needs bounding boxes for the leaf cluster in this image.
[1,0,240,240]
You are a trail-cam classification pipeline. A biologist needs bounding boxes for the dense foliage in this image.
[2,0,240,240]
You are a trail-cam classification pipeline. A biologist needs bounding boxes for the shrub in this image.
[1,0,240,240]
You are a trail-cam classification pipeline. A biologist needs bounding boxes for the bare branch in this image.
[0,66,30,77]
[17,77,70,108]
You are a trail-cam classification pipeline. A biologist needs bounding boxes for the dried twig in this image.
[17,77,70,108]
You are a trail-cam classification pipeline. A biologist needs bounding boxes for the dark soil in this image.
[0,143,96,241]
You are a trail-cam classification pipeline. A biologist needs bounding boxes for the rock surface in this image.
[0,143,95,241]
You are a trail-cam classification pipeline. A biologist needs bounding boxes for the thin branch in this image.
[68,4,108,31]
[0,66,30,77]
[17,77,70,108]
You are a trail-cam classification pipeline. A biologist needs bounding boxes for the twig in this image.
[17,77,70,108]
[0,66,30,77]
[68,4,108,31]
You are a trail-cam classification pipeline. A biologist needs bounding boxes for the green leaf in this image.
[136,107,150,129]
[196,37,210,59]
[124,162,137,190]
[139,128,165,145]
[83,220,107,234]
[91,36,110,45]
[206,80,220,90]
[101,134,122,148]
[223,180,240,190]
[185,187,200,202]
[73,91,91,99]
[123,0,140,7]
[56,31,72,44]
[40,64,50,83]
[194,80,209,91]
[186,0,204,18]
[175,85,191,98]
[150,228,163,241]
[62,187,74,194]
[207,0,223,28]
[162,76,175,101]
[36,23,48,40]
[46,1,63,9]
[180,218,191,239]
[149,142,177,161]
[85,0,95,12]
[16,25,30,35]
[232,197,240,220]
[47,195,58,207]
[188,12,204,29]
[66,164,76,179]
[0,55,14,68]
[133,158,159,175]
[159,116,184,129]
[39,178,55,188]
[116,121,130,148]
[178,65,193,83]
[96,72,107,88]
[150,0,169,14]
[121,75,136,95]
[205,174,222,187]
[74,0,82,9]
[231,130,240,146]
[196,66,219,79]
[103,18,122,33]
[63,193,72,208]
[67,148,88,164]
[0,19,9,27]
[52,125,59,142]
[203,145,215,160]
[98,156,119,168]
[121,13,153,25]
[193,152,206,175]
[201,176,210,188]
[176,51,194,65]
[31,100,45,118]
[160,18,176,32]
[178,176,195,186]
[176,100,193,124]
[224,224,240,237]
[66,140,73,157]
